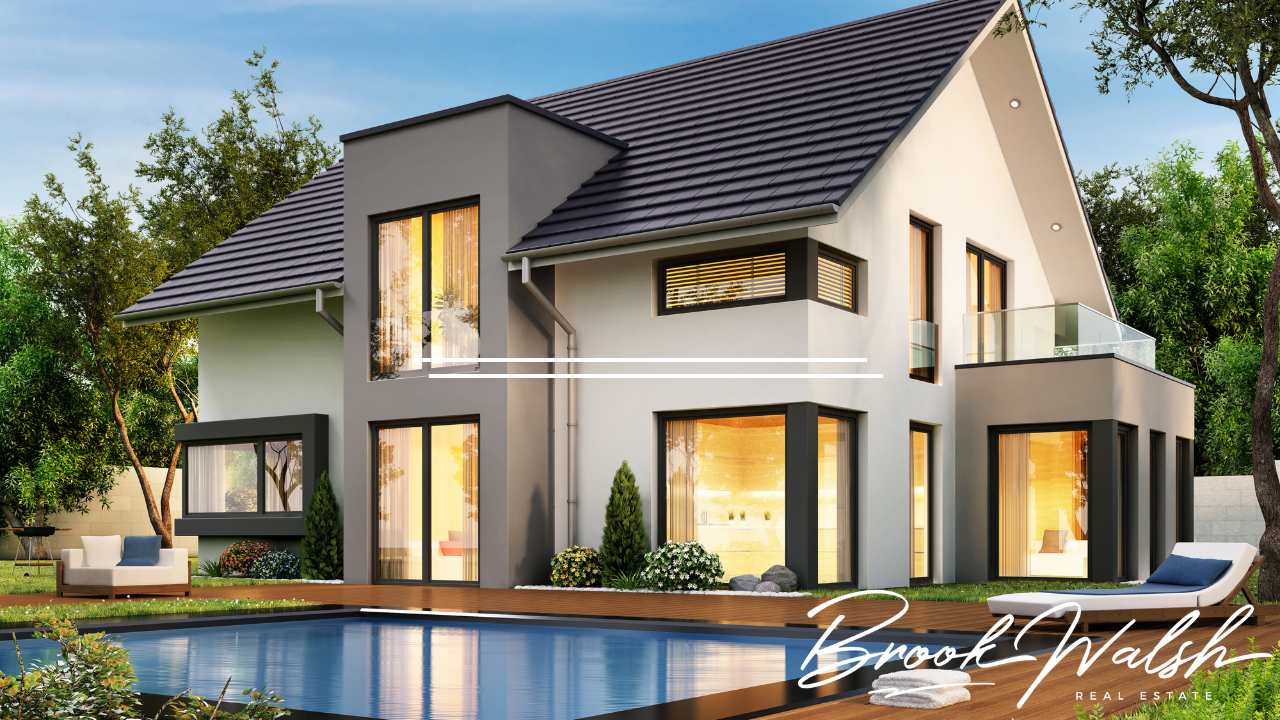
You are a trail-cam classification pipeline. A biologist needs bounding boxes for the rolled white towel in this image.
[870,686,971,709]
[872,668,972,690]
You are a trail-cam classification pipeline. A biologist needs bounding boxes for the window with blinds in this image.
[662,251,786,310]
[816,254,856,310]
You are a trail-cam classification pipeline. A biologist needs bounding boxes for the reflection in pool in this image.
[3,617,945,719]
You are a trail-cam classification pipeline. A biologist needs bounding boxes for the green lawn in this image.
[0,560,308,596]
[0,597,321,625]
[803,575,1274,604]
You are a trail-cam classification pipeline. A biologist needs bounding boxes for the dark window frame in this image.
[815,249,859,313]
[909,422,934,583]
[986,421,1093,582]
[909,219,935,383]
[657,243,790,315]
[1150,431,1166,574]
[1175,437,1194,542]
[371,414,482,588]
[966,244,1008,312]
[175,414,327,538]
[369,198,482,380]
[817,407,859,588]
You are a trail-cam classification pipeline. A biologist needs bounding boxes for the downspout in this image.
[316,287,344,335]
[521,257,578,546]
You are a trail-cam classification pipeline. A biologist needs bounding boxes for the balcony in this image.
[961,303,1155,369]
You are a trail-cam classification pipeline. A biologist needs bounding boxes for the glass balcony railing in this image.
[962,303,1155,369]
[909,318,937,380]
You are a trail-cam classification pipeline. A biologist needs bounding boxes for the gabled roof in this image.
[118,161,345,324]
[507,0,1005,255]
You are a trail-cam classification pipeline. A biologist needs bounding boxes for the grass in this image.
[0,560,308,596]
[0,597,321,625]
[803,574,1276,604]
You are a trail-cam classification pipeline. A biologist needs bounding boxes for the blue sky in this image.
[0,1,1242,219]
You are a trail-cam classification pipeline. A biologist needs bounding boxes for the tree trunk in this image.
[108,390,174,548]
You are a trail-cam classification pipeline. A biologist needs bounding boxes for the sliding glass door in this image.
[997,429,1089,578]
[377,420,479,583]
[910,427,931,581]
[818,416,853,584]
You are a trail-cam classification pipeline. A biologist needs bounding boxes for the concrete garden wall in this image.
[0,467,197,560]
[1195,469,1271,546]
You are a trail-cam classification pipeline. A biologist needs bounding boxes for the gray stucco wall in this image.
[955,355,1195,582]
[340,102,619,587]
[1196,474,1266,546]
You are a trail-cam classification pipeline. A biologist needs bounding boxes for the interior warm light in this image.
[1051,223,1062,231]
[1009,99,1021,108]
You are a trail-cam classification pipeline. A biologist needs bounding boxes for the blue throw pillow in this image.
[1147,554,1233,587]
[117,535,162,566]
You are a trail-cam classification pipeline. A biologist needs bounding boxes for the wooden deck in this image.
[4,584,1276,719]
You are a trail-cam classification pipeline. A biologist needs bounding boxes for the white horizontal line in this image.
[469,358,868,363]
[427,374,884,379]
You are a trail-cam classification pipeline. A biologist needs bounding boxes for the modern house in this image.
[118,0,1194,590]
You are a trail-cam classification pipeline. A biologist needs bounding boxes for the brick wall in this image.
[1,467,198,560]
[1195,471,1268,546]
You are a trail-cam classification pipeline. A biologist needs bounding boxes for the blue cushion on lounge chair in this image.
[1147,554,1233,587]
[117,535,161,566]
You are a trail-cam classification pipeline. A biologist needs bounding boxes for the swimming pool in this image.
[3,613,955,720]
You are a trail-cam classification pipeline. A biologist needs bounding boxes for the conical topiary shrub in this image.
[599,460,650,576]
[301,471,343,579]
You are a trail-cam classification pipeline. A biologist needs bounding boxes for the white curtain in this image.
[430,207,479,367]
[376,217,423,375]
[265,440,303,512]
[188,445,226,513]
[378,427,423,581]
[835,418,851,583]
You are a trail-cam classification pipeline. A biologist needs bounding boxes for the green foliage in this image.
[249,550,300,580]
[639,542,723,591]
[550,546,602,588]
[300,471,343,580]
[110,355,198,469]
[598,460,650,576]
[1077,163,1159,298]
[1203,336,1280,475]
[168,682,291,720]
[0,218,119,528]
[136,48,340,274]
[0,615,139,719]
[603,569,646,590]
[219,541,270,576]
[198,558,223,578]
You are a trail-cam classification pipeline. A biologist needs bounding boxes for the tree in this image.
[0,219,118,541]
[1003,0,1280,597]
[136,48,340,272]
[1078,163,1158,298]
[599,460,650,576]
[301,472,343,580]
[20,139,196,547]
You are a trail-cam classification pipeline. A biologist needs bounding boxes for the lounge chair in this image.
[987,542,1280,631]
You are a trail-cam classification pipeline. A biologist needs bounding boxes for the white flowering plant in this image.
[638,541,723,591]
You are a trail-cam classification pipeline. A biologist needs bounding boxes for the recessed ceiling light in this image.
[1010,99,1021,108]
[1051,223,1062,231]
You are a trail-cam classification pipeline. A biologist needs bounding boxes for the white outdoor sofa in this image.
[57,539,191,599]
[987,542,1279,631]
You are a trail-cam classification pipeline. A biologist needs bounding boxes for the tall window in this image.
[910,427,931,580]
[1175,437,1191,541]
[909,222,935,382]
[377,421,479,583]
[965,245,1006,363]
[1118,428,1130,579]
[818,416,853,584]
[998,429,1089,578]
[373,205,479,378]
[1150,431,1165,572]
[187,439,303,514]
[665,414,785,580]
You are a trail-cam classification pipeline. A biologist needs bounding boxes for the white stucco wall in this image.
[552,58,1062,589]
[198,300,345,505]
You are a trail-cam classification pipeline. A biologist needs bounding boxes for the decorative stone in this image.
[754,581,781,593]
[729,574,761,592]
[761,564,798,592]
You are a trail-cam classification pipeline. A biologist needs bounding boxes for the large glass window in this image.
[818,416,853,584]
[373,206,479,378]
[998,429,1089,578]
[965,245,1006,363]
[910,427,931,580]
[665,415,785,580]
[909,222,935,382]
[187,439,303,515]
[377,421,479,583]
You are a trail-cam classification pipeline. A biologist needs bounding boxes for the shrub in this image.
[219,541,270,576]
[599,460,650,576]
[603,568,645,590]
[249,549,301,580]
[167,682,290,719]
[198,558,223,577]
[1089,641,1280,719]
[0,614,139,719]
[550,546,602,587]
[639,541,723,591]
[301,471,343,580]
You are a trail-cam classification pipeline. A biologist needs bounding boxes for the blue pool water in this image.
[3,616,947,719]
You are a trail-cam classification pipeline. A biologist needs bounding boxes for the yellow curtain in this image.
[430,423,479,582]
[377,427,423,581]
[430,207,479,366]
[666,420,698,542]
[998,433,1030,577]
